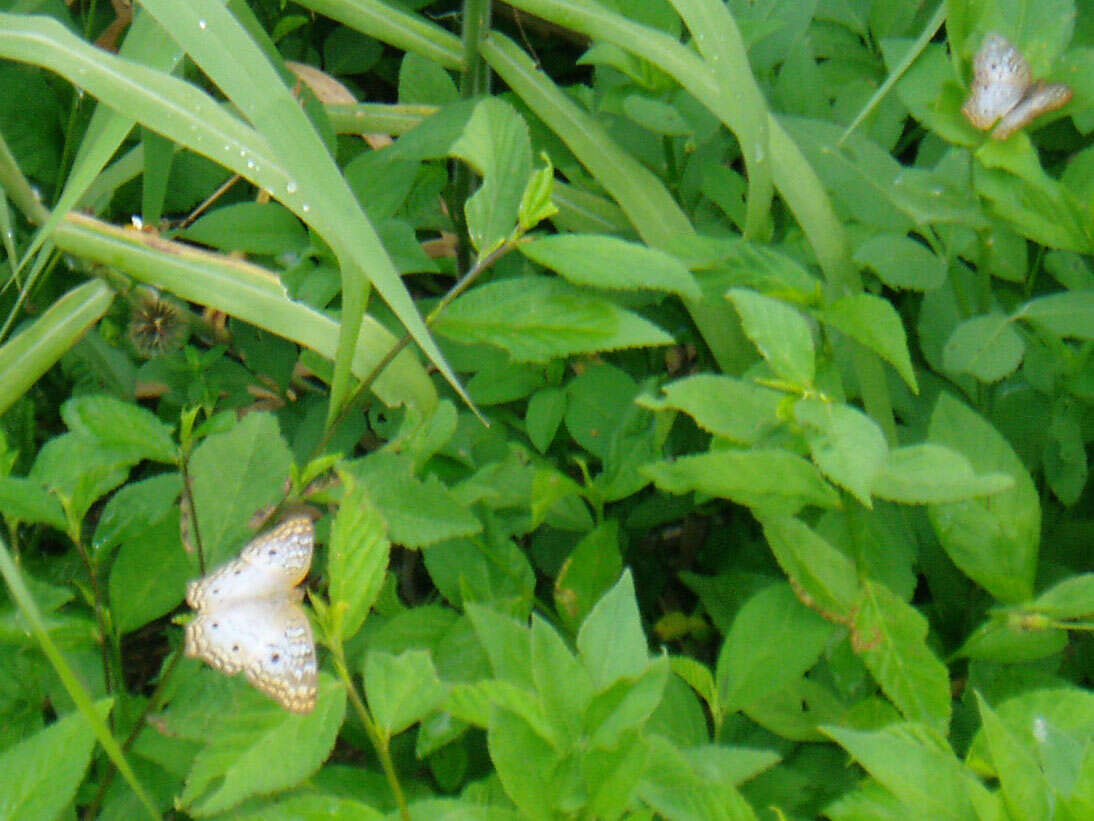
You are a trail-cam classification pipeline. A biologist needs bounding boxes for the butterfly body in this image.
[184,516,318,713]
[962,33,1072,140]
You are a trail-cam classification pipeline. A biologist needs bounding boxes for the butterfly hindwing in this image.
[992,81,1073,140]
[185,597,318,713]
[184,515,318,713]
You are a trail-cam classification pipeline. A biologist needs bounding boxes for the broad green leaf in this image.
[954,617,1068,662]
[531,617,594,743]
[974,693,1053,821]
[423,534,536,611]
[29,433,131,525]
[188,411,295,567]
[577,571,649,689]
[928,394,1040,602]
[760,514,860,619]
[364,649,447,738]
[584,656,669,750]
[636,735,760,821]
[327,472,390,641]
[853,233,948,291]
[821,292,918,392]
[348,451,481,548]
[93,473,181,559]
[943,314,1025,382]
[974,165,1091,254]
[727,289,815,387]
[466,604,534,690]
[525,387,566,453]
[109,512,194,633]
[563,362,638,460]
[487,705,560,821]
[794,398,888,506]
[61,394,178,464]
[229,792,385,820]
[435,278,674,363]
[0,698,110,821]
[873,443,1014,504]
[1018,290,1094,339]
[449,98,532,254]
[853,580,952,734]
[716,583,835,713]
[179,202,307,255]
[0,476,66,529]
[823,723,983,821]
[643,449,841,514]
[522,234,701,301]
[177,674,346,817]
[1029,573,1094,619]
[638,374,782,445]
[554,521,623,633]
[582,730,650,818]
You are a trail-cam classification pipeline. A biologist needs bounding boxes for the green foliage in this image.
[0,0,1090,818]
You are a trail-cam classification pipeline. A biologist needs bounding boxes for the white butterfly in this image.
[962,33,1072,140]
[184,515,318,713]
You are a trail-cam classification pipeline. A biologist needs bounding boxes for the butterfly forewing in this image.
[186,516,314,610]
[184,515,318,713]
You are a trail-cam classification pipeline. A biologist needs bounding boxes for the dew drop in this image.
[198,19,207,30]
[286,181,298,194]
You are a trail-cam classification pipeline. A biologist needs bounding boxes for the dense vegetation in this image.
[0,0,1091,818]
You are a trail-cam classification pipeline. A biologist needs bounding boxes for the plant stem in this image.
[332,650,409,820]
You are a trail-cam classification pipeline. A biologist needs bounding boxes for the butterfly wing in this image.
[187,516,314,610]
[992,81,1072,139]
[185,597,318,713]
[962,33,1031,129]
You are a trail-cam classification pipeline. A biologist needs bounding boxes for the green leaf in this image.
[62,394,178,464]
[423,534,535,611]
[823,723,984,821]
[1018,289,1094,339]
[794,398,888,507]
[177,674,346,817]
[582,730,650,818]
[521,234,702,301]
[577,571,649,689]
[716,583,835,713]
[853,232,947,291]
[364,649,447,738]
[0,476,66,529]
[0,699,110,821]
[30,433,131,524]
[727,289,815,388]
[93,473,182,560]
[873,443,1014,504]
[927,394,1041,602]
[327,472,390,642]
[638,374,782,445]
[0,280,114,419]
[853,580,952,734]
[435,277,673,363]
[109,511,194,633]
[179,201,307,255]
[487,704,560,821]
[348,451,481,548]
[643,449,841,515]
[821,292,918,392]
[466,604,533,690]
[525,387,566,453]
[943,314,1025,382]
[518,153,560,231]
[974,693,1054,820]
[449,98,533,253]
[188,411,295,567]
[760,514,860,619]
[584,657,669,749]
[1029,573,1094,619]
[531,617,593,743]
[554,520,623,633]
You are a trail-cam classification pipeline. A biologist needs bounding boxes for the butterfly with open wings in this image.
[962,33,1072,140]
[184,515,318,713]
